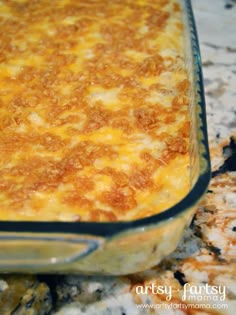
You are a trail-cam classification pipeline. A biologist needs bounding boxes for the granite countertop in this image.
[0,0,235,314]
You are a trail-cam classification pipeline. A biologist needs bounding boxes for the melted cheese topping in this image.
[0,0,190,222]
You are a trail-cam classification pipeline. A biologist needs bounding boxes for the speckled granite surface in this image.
[0,0,235,314]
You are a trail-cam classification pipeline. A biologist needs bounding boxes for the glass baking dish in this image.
[0,0,211,275]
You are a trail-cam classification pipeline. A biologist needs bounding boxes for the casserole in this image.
[0,0,211,274]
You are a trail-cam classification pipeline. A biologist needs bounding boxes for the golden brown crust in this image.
[0,0,190,221]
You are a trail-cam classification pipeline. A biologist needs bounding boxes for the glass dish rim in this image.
[0,0,211,238]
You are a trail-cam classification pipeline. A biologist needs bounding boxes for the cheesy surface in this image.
[0,0,190,222]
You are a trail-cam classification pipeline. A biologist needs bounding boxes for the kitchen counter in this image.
[0,0,235,314]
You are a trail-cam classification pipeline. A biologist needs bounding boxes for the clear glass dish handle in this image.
[0,233,103,270]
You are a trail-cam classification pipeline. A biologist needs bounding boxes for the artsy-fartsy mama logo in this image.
[135,283,226,302]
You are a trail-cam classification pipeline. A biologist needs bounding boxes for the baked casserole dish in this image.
[0,0,211,274]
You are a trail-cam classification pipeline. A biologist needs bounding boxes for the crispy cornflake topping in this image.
[0,0,190,222]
